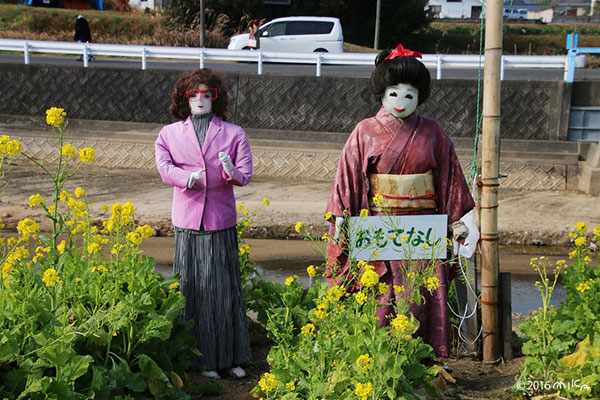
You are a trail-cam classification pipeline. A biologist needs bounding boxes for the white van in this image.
[504,8,528,20]
[227,16,344,53]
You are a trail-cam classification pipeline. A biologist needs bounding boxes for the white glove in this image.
[219,152,234,177]
[450,220,469,255]
[450,220,469,240]
[187,169,205,188]
[334,216,344,241]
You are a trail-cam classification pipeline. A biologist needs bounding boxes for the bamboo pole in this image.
[480,0,503,362]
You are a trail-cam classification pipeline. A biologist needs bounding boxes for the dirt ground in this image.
[2,160,598,399]
[2,160,600,247]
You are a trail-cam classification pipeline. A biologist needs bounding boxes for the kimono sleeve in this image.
[434,128,475,224]
[325,125,370,217]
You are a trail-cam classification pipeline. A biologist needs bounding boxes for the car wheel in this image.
[314,48,328,53]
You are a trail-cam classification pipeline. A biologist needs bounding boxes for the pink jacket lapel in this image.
[202,115,222,155]
[183,117,203,156]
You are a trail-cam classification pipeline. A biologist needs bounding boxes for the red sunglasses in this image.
[185,88,218,101]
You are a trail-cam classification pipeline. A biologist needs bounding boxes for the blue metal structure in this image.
[566,33,600,82]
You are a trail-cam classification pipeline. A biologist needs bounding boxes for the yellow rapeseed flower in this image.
[239,244,250,255]
[136,224,155,239]
[17,218,39,240]
[360,269,379,288]
[57,240,66,254]
[593,226,600,238]
[391,314,411,333]
[355,382,373,400]
[327,285,345,302]
[307,265,317,277]
[0,135,22,156]
[169,282,180,290]
[262,197,270,206]
[325,211,333,221]
[45,107,66,128]
[126,232,142,246]
[372,194,383,205]
[359,209,368,218]
[576,282,591,294]
[575,222,588,233]
[294,221,303,233]
[87,243,101,254]
[301,323,316,337]
[286,381,295,391]
[28,194,43,207]
[42,268,61,287]
[378,282,389,295]
[354,291,367,305]
[61,144,77,158]
[285,275,298,286]
[258,373,277,392]
[575,236,586,247]
[74,187,85,198]
[356,354,374,371]
[394,285,405,294]
[425,276,440,291]
[79,147,95,163]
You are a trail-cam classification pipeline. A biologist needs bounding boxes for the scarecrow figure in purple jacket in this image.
[155,69,252,379]
[325,45,475,357]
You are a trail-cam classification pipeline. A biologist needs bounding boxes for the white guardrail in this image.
[0,39,586,80]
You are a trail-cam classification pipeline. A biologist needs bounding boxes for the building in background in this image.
[427,0,484,19]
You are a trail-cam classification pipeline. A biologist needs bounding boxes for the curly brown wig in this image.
[170,69,229,121]
[369,49,431,105]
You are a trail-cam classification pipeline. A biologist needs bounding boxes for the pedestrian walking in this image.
[74,15,94,62]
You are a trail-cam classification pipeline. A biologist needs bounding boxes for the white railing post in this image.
[199,48,205,69]
[83,45,89,68]
[500,56,505,81]
[24,41,29,65]
[142,46,147,70]
[257,51,263,75]
[436,56,442,80]
[316,53,322,77]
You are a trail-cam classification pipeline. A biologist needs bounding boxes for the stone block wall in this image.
[0,63,571,141]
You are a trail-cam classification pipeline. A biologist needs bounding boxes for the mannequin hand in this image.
[450,220,469,254]
[334,216,344,241]
[450,220,469,240]
[190,169,205,182]
[219,152,234,176]
[187,169,205,188]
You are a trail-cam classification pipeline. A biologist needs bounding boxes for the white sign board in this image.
[348,214,448,261]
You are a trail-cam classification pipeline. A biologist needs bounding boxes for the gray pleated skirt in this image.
[173,226,252,371]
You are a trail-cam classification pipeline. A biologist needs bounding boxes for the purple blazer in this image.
[155,115,252,231]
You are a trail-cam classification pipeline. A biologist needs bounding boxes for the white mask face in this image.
[381,83,419,119]
[188,84,214,116]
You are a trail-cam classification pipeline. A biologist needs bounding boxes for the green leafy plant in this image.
[0,108,198,399]
[250,208,451,399]
[517,223,600,399]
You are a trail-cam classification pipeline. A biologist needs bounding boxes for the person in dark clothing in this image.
[74,15,94,62]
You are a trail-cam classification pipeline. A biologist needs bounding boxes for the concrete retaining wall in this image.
[0,63,571,141]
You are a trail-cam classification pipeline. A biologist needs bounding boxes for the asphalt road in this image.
[2,53,600,80]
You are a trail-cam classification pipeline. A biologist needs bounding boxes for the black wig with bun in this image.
[369,48,431,105]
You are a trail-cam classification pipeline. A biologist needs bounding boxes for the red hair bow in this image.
[384,44,422,60]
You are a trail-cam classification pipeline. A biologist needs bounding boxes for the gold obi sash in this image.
[368,170,437,214]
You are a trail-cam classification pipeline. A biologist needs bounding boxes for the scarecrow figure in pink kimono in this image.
[326,44,475,357]
[155,69,252,379]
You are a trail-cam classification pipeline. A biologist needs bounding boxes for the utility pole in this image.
[480,0,503,362]
[200,0,206,48]
[374,0,381,50]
